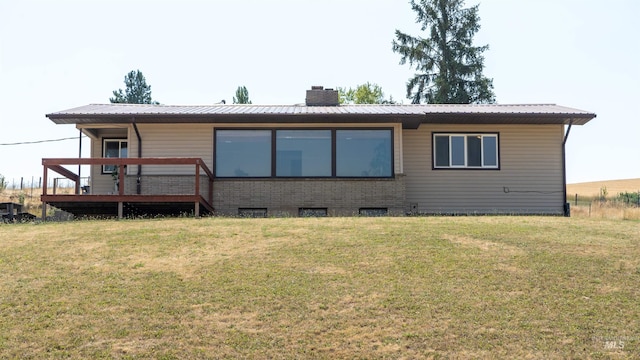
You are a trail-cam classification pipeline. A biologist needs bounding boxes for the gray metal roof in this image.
[46,103,596,127]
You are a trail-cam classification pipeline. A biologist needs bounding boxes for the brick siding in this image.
[212,175,406,216]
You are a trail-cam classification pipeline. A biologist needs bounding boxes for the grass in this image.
[1,216,639,358]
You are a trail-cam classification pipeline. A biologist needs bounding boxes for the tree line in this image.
[111,0,494,106]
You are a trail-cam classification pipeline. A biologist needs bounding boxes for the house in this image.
[42,86,596,218]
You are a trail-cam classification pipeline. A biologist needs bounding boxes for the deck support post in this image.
[42,164,48,221]
[194,202,200,217]
[118,202,123,219]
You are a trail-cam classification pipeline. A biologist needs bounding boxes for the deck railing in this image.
[41,158,214,218]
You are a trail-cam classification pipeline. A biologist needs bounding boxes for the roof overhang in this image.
[46,103,596,129]
[422,113,594,126]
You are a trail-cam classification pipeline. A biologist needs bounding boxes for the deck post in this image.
[118,202,123,219]
[42,164,48,221]
[118,164,125,196]
[195,202,200,217]
[194,164,200,197]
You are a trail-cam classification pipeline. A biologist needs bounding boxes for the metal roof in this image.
[46,103,596,127]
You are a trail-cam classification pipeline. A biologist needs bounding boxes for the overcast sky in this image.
[1,0,638,185]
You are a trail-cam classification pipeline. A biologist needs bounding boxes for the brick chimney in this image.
[305,86,339,106]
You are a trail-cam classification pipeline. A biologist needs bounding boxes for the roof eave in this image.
[46,111,596,127]
[422,113,596,126]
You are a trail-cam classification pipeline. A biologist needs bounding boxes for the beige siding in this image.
[131,123,214,175]
[404,124,565,214]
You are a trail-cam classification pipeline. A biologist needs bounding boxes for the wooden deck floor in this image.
[42,194,214,218]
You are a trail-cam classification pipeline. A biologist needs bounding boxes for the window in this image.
[433,133,499,169]
[103,139,127,173]
[336,130,392,177]
[276,130,331,177]
[214,128,394,178]
[216,130,271,177]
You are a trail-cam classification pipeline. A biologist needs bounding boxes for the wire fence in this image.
[568,191,640,208]
[3,177,90,190]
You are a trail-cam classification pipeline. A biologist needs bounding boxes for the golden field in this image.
[567,178,640,197]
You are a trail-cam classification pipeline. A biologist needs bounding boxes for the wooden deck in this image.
[41,158,214,219]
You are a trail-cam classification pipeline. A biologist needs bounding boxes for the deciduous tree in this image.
[338,83,395,104]
[392,0,495,104]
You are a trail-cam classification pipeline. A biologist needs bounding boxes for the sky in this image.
[1,0,639,186]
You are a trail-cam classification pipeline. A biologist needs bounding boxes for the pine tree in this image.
[110,70,159,104]
[392,0,495,104]
[233,86,252,104]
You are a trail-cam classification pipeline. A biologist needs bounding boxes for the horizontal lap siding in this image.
[404,124,564,214]
[133,124,214,175]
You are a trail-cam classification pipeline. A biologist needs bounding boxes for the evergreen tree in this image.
[392,0,495,104]
[233,86,252,104]
[110,70,159,104]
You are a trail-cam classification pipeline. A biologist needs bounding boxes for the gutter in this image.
[132,120,142,195]
[561,120,573,217]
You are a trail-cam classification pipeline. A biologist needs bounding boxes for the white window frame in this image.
[102,138,128,174]
[433,133,499,169]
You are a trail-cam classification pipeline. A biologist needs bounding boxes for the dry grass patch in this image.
[572,203,640,221]
[1,216,639,358]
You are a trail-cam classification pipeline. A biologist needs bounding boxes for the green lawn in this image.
[1,216,639,359]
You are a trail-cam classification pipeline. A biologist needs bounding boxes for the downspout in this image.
[562,120,573,217]
[132,120,142,195]
[78,129,82,194]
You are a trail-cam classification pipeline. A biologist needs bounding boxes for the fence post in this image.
[574,193,578,206]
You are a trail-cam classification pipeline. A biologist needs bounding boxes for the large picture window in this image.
[214,128,393,178]
[103,139,127,173]
[336,130,392,177]
[216,130,271,177]
[433,133,499,169]
[276,130,331,177]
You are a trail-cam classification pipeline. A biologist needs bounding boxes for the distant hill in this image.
[567,178,640,196]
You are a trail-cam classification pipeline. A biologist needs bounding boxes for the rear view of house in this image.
[42,87,595,218]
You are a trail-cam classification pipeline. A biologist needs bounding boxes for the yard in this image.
[0,216,638,358]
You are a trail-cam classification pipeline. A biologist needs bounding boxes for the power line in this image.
[0,136,87,146]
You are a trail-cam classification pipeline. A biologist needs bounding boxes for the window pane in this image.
[276,130,331,176]
[216,130,271,177]
[483,136,497,167]
[467,135,482,167]
[336,130,392,177]
[434,135,450,167]
[104,140,126,173]
[120,142,128,158]
[451,136,465,166]
[104,141,120,158]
